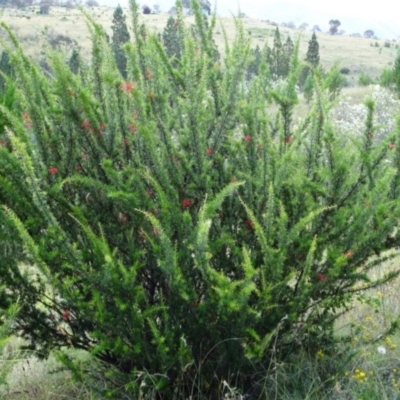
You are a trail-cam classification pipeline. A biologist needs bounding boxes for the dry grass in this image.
[0,338,100,400]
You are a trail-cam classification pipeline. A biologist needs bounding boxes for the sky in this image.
[99,0,400,39]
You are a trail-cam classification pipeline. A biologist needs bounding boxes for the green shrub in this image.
[303,72,314,102]
[1,1,400,398]
[323,63,347,99]
[358,71,375,86]
[394,50,400,97]
[380,67,394,88]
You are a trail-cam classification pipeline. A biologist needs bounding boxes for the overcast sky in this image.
[99,0,400,39]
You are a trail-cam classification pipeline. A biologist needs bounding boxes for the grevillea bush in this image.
[1,1,400,398]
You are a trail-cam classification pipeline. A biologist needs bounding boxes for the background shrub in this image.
[358,71,375,86]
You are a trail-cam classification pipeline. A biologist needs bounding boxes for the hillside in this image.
[0,5,398,84]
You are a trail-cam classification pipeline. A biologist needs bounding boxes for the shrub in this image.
[323,63,347,99]
[1,1,400,398]
[303,72,314,102]
[380,67,394,88]
[394,50,400,97]
[358,71,375,86]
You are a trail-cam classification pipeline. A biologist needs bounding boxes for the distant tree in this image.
[111,5,130,78]
[182,0,210,16]
[202,0,211,15]
[306,32,320,67]
[299,22,308,30]
[329,19,341,35]
[267,27,284,79]
[142,4,151,14]
[48,33,77,51]
[246,45,262,82]
[63,0,74,9]
[364,30,374,38]
[394,51,400,97]
[282,36,294,77]
[299,32,320,89]
[9,0,33,7]
[85,0,99,6]
[153,4,160,13]
[0,51,13,92]
[68,48,81,75]
[162,16,181,61]
[266,29,294,80]
[39,0,51,14]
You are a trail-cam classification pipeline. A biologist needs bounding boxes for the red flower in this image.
[345,250,354,259]
[244,219,254,230]
[244,135,252,142]
[120,81,135,92]
[62,309,70,321]
[22,112,32,127]
[284,136,293,144]
[317,273,326,282]
[206,148,214,155]
[128,124,137,134]
[48,167,59,174]
[181,198,191,208]
[81,120,91,130]
[389,143,396,150]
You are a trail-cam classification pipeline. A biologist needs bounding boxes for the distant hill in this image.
[99,0,400,40]
[0,5,397,84]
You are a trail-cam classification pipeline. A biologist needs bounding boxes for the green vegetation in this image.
[358,71,375,86]
[299,31,320,90]
[267,27,294,79]
[111,4,130,78]
[0,1,400,399]
[162,16,182,61]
